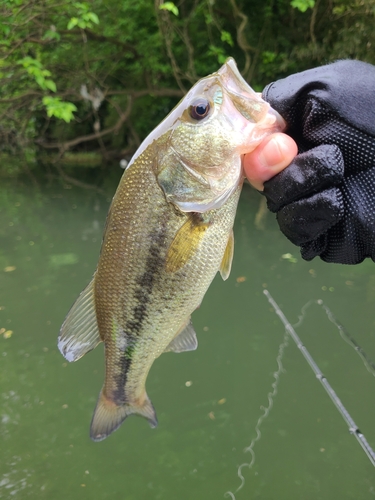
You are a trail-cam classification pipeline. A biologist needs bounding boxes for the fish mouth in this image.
[218,58,285,130]
[218,58,254,97]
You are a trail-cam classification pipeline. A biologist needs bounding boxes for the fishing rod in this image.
[263,289,375,468]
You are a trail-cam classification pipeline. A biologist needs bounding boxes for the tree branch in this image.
[154,0,187,92]
[36,97,133,151]
[57,28,140,58]
[310,0,320,45]
[0,91,43,103]
[107,88,183,98]
[54,163,106,193]
[229,0,256,78]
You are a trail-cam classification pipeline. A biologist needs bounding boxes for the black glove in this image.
[262,60,375,264]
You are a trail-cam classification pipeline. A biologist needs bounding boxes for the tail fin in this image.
[90,389,158,442]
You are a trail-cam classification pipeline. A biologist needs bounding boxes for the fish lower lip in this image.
[268,108,286,130]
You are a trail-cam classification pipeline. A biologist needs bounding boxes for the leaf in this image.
[73,1,89,12]
[67,17,78,30]
[35,75,46,89]
[220,30,234,47]
[87,12,99,25]
[290,0,315,12]
[17,56,42,68]
[159,2,179,16]
[77,19,87,29]
[262,51,277,64]
[44,79,57,92]
[207,45,228,65]
[42,97,77,122]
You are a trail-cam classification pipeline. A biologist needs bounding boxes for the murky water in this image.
[1,177,375,499]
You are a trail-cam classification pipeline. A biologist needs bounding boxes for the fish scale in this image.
[58,58,285,441]
[97,145,241,394]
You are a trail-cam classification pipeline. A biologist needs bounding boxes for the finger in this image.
[264,144,344,212]
[243,133,297,191]
[300,235,328,261]
[277,188,344,245]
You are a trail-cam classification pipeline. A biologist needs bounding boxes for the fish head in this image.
[171,57,285,160]
[130,58,285,212]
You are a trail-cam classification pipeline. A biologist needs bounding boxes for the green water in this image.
[1,178,375,499]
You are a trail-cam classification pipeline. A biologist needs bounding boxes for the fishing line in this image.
[264,289,375,468]
[322,302,375,376]
[294,299,375,376]
[294,298,375,377]
[224,329,290,499]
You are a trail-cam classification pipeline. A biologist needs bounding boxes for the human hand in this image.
[251,60,375,264]
[244,133,297,191]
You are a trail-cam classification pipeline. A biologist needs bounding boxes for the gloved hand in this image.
[262,60,375,264]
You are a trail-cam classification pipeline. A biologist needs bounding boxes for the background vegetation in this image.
[1,0,374,181]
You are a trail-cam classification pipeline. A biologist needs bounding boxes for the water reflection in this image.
[0,180,375,500]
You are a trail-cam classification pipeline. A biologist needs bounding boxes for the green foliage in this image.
[17,57,57,92]
[67,2,100,30]
[17,56,77,122]
[0,0,374,178]
[290,0,315,12]
[159,2,179,16]
[42,97,77,123]
[262,51,277,65]
[208,45,229,65]
[220,30,234,47]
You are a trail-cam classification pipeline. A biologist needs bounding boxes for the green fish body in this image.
[58,58,285,441]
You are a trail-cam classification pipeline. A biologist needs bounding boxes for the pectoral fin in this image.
[165,215,209,273]
[58,276,102,362]
[164,319,198,353]
[219,230,234,281]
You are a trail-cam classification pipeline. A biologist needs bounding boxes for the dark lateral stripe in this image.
[112,338,136,405]
[113,225,167,404]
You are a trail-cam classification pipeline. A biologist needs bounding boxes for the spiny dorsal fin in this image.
[164,319,198,353]
[165,215,209,273]
[58,276,101,362]
[219,230,234,281]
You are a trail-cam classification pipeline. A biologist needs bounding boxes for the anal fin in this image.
[164,319,198,353]
[58,276,101,362]
[219,230,234,281]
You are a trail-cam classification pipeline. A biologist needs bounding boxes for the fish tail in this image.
[90,389,158,442]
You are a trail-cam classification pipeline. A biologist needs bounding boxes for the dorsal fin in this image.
[219,230,234,281]
[58,276,102,362]
[164,319,198,353]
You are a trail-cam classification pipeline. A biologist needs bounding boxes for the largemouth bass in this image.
[58,58,285,441]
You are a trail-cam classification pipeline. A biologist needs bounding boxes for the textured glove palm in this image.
[262,60,375,264]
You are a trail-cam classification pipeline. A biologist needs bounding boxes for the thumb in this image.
[244,133,297,191]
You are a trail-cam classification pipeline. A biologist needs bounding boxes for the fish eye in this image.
[189,98,210,120]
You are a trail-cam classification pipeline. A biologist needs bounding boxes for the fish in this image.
[58,58,285,441]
